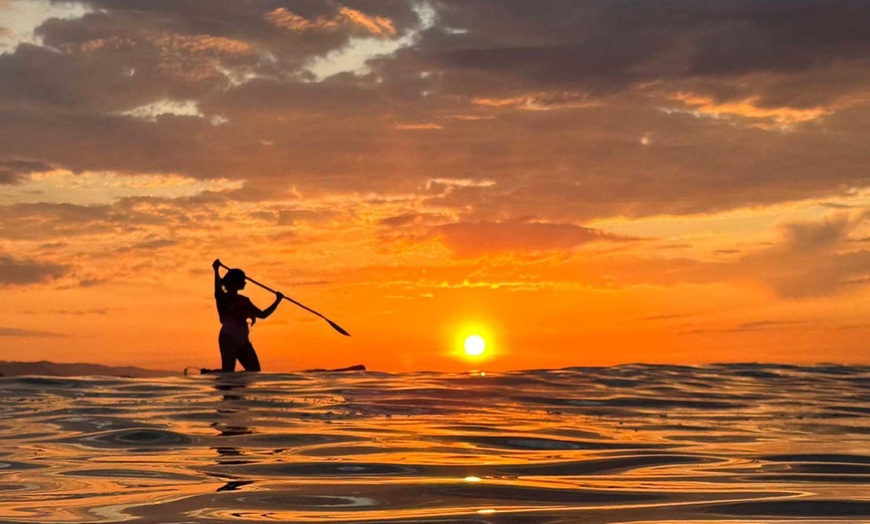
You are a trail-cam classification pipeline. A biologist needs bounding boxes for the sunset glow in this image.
[1,1,868,373]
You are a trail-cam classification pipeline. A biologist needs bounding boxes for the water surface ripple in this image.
[0,364,868,522]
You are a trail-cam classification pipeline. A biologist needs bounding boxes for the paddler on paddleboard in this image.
[212,259,283,372]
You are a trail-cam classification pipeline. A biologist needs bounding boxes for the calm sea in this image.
[1,364,868,523]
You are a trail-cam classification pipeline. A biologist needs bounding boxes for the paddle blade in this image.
[327,319,351,336]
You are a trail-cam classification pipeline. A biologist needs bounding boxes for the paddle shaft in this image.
[219,262,350,336]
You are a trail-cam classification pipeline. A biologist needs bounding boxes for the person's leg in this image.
[219,334,238,372]
[237,343,261,372]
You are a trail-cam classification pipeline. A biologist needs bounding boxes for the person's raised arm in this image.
[255,291,285,319]
[213,259,223,298]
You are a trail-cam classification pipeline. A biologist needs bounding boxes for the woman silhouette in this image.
[212,259,283,372]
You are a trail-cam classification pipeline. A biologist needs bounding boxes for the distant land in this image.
[0,361,175,378]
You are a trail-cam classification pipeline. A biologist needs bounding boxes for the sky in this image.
[0,0,868,372]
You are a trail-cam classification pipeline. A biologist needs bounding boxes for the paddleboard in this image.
[184,364,366,376]
[304,364,366,373]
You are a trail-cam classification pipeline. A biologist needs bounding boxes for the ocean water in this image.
[0,364,868,523]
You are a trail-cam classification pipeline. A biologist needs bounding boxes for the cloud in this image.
[0,197,223,242]
[742,213,870,298]
[729,320,802,332]
[395,123,443,130]
[432,219,626,257]
[0,0,867,232]
[337,7,397,38]
[16,3,412,111]
[265,6,397,38]
[473,91,598,111]
[428,1,869,92]
[265,7,341,34]
[669,92,831,130]
[38,308,112,316]
[481,210,870,300]
[686,2,869,77]
[0,158,53,183]
[113,238,178,254]
[0,327,64,337]
[0,202,111,240]
[121,99,205,121]
[379,212,419,227]
[0,255,67,286]
[378,211,452,227]
[780,214,853,252]
[0,0,92,52]
[1,170,23,184]
[0,0,866,221]
[150,33,256,84]
[618,212,870,299]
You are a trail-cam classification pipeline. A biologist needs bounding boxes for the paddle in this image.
[219,262,351,337]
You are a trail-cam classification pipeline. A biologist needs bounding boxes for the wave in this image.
[0,364,867,522]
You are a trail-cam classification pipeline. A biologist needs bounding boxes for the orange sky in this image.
[1,1,869,372]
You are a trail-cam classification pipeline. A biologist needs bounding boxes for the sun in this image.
[464,335,486,357]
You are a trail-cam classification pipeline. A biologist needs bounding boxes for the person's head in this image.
[222,268,246,292]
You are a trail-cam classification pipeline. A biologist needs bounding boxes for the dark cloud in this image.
[274,207,335,225]
[678,319,804,335]
[380,212,418,227]
[32,1,422,96]
[0,255,67,286]
[729,320,802,332]
[821,202,859,209]
[74,0,421,38]
[419,102,870,221]
[436,42,657,93]
[0,0,866,222]
[686,1,869,77]
[31,308,113,316]
[425,1,870,104]
[114,238,178,253]
[379,211,452,227]
[0,199,202,241]
[781,215,852,252]
[0,327,64,337]
[0,202,112,240]
[0,158,53,184]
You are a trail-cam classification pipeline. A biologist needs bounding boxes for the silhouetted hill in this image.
[0,361,174,378]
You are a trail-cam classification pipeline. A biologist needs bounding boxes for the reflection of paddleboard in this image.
[184,364,366,376]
